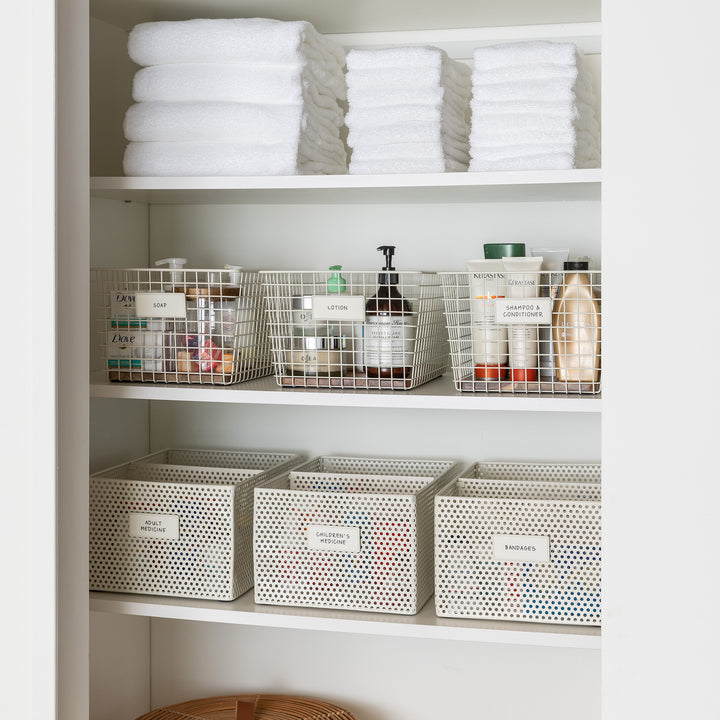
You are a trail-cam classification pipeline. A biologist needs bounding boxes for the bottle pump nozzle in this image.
[377,245,398,284]
[327,265,346,294]
[155,257,187,284]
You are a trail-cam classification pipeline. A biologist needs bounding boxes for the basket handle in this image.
[235,698,258,720]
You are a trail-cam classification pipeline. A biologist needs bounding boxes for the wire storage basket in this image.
[434,461,601,626]
[261,270,449,389]
[89,448,303,601]
[440,269,601,394]
[253,455,460,614]
[93,267,273,385]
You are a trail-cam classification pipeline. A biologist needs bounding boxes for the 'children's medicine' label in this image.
[135,292,187,319]
[492,534,550,563]
[306,524,361,553]
[128,513,180,540]
[495,298,552,324]
[311,295,366,322]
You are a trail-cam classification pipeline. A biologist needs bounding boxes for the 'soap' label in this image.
[135,292,187,319]
[311,295,366,322]
[307,524,361,553]
[493,534,550,563]
[495,297,552,324]
[129,513,180,540]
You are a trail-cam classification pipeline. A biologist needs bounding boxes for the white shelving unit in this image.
[80,4,605,720]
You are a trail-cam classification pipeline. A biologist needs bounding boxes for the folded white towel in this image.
[471,139,598,161]
[472,62,581,86]
[470,153,599,171]
[350,156,468,174]
[346,65,471,97]
[471,98,596,119]
[347,45,453,70]
[348,85,470,119]
[348,122,470,149]
[351,141,469,165]
[128,18,346,70]
[473,41,581,72]
[471,111,598,136]
[123,102,348,164]
[346,103,469,139]
[124,140,348,177]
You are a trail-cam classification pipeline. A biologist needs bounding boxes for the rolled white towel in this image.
[351,141,469,165]
[350,156,468,174]
[472,41,581,71]
[123,140,348,177]
[128,18,345,70]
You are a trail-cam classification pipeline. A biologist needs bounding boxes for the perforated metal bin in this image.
[93,267,273,385]
[253,455,460,614]
[89,448,303,601]
[434,461,601,625]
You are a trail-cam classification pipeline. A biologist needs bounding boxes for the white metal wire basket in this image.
[434,461,601,625]
[253,455,460,614]
[261,270,449,389]
[440,270,601,394]
[93,267,273,385]
[89,448,303,601]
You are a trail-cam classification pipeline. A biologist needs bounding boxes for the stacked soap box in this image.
[93,266,273,385]
[434,461,601,625]
[89,448,303,600]
[253,455,460,614]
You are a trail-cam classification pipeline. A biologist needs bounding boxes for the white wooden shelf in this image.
[89,591,601,649]
[90,170,601,205]
[90,371,601,412]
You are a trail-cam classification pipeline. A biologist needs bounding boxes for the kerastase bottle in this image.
[363,245,414,378]
[552,260,601,384]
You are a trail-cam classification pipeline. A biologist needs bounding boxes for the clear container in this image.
[284,335,343,376]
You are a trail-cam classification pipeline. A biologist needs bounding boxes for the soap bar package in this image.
[253,455,460,614]
[434,461,601,626]
[89,448,303,600]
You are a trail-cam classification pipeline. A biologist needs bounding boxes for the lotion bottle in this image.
[363,245,414,379]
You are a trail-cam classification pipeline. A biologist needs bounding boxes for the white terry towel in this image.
[128,18,346,70]
[347,85,470,119]
[470,153,598,171]
[348,122,470,148]
[472,41,581,71]
[471,76,595,106]
[346,103,469,137]
[472,62,581,86]
[123,141,348,177]
[471,141,598,163]
[123,102,348,163]
[351,141,469,165]
[133,61,346,104]
[346,65,470,96]
[349,156,468,174]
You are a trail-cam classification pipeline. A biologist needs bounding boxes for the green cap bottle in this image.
[327,265,347,293]
[483,243,526,259]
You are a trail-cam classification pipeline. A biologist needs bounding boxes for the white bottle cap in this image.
[224,264,243,285]
[155,257,187,283]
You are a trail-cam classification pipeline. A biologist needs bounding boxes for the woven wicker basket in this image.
[135,694,358,720]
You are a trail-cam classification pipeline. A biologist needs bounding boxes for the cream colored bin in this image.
[89,448,303,601]
[434,461,601,625]
[253,455,460,614]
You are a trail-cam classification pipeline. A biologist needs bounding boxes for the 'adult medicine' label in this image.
[495,298,552,324]
[311,295,366,321]
[129,513,180,540]
[492,534,550,563]
[307,524,361,553]
[135,292,187,319]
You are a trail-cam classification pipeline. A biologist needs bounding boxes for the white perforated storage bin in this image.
[89,448,303,600]
[434,462,601,626]
[253,455,460,614]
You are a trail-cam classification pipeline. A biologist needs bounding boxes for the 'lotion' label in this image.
[311,295,366,321]
[496,298,552,324]
[306,524,361,553]
[129,513,180,540]
[493,534,550,562]
[135,292,187,319]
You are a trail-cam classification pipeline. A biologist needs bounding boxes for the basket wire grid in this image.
[440,269,601,394]
[261,270,449,389]
[434,461,601,625]
[93,267,273,385]
[89,448,303,600]
[253,455,460,614]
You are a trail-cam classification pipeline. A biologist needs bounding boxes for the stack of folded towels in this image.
[123,18,348,176]
[469,40,600,171]
[344,46,472,174]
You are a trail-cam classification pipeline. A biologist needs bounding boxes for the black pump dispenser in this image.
[377,245,399,285]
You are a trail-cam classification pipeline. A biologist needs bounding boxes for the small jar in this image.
[291,295,315,334]
[285,335,343,376]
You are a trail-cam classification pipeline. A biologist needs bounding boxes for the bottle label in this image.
[128,512,180,540]
[306,524,361,553]
[492,534,550,563]
[135,292,187,319]
[496,298,552,324]
[363,316,415,367]
[312,295,366,321]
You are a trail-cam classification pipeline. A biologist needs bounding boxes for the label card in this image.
[492,534,550,563]
[495,297,552,325]
[311,295,366,322]
[135,292,187,319]
[306,524,361,553]
[128,513,180,540]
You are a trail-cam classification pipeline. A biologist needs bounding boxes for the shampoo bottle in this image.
[552,260,601,384]
[363,245,414,378]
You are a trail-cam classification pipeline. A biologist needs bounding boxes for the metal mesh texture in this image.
[440,270,601,394]
[261,270,449,389]
[93,267,273,385]
[434,462,601,625]
[89,449,303,600]
[253,456,460,614]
